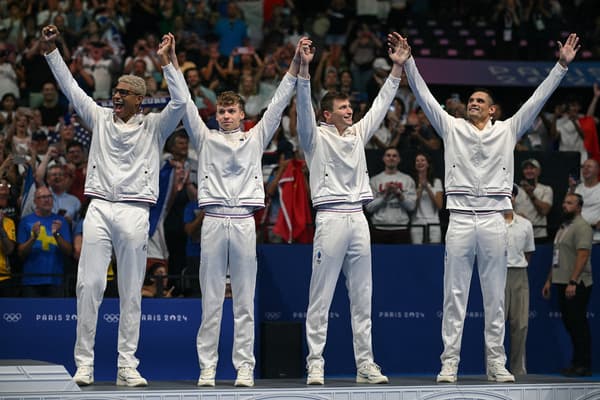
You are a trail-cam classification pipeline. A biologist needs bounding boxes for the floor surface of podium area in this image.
[1,374,599,400]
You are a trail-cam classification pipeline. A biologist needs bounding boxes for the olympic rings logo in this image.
[264,312,281,321]
[103,313,120,323]
[3,313,22,323]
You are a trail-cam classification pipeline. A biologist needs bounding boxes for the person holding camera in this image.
[40,26,187,387]
[514,158,553,243]
[123,38,162,82]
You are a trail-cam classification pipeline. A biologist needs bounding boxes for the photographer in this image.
[514,158,553,242]
[123,38,162,82]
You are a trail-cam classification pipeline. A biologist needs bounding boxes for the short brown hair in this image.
[320,91,350,114]
[217,91,245,112]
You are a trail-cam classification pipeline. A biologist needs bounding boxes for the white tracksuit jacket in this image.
[297,74,400,369]
[179,69,297,371]
[46,49,188,369]
[404,55,567,367]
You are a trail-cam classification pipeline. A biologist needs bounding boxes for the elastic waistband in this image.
[317,207,363,214]
[450,209,501,216]
[205,212,254,219]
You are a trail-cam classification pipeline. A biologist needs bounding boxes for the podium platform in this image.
[0,360,80,394]
[1,373,598,400]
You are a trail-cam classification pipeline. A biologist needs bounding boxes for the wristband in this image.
[568,279,577,286]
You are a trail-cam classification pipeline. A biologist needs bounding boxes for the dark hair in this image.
[144,263,167,286]
[166,129,189,152]
[66,140,84,152]
[470,88,495,105]
[568,192,584,207]
[413,152,436,185]
[320,91,350,114]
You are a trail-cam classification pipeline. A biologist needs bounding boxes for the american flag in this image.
[73,123,92,149]
[47,115,92,150]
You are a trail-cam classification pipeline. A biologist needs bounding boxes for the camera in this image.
[236,47,252,55]
[45,28,56,37]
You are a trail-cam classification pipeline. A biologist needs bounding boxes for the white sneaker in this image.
[306,361,324,385]
[436,361,458,383]
[197,366,216,387]
[234,364,254,387]
[356,362,389,384]
[116,367,148,387]
[487,362,515,382]
[73,366,94,386]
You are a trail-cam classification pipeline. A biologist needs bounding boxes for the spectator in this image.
[0,181,16,297]
[569,158,600,243]
[516,111,554,152]
[66,0,91,39]
[311,50,337,101]
[0,42,22,101]
[504,185,535,376]
[64,141,87,205]
[349,26,381,93]
[16,186,72,297]
[551,97,589,166]
[184,67,217,121]
[69,49,95,97]
[131,58,158,96]
[410,152,444,244]
[365,147,416,244]
[81,41,120,100]
[214,2,248,57]
[0,93,18,130]
[1,2,25,50]
[123,38,162,83]
[37,81,68,128]
[366,57,391,103]
[515,158,553,242]
[492,0,523,60]
[324,0,354,69]
[542,193,593,377]
[39,161,81,224]
[141,263,175,298]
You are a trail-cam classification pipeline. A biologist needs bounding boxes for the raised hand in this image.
[157,34,172,58]
[294,37,314,65]
[558,33,580,67]
[388,32,411,65]
[157,33,177,67]
[40,25,59,54]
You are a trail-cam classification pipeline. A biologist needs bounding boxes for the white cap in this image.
[372,57,391,71]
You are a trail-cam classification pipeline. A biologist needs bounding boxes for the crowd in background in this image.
[0,0,598,298]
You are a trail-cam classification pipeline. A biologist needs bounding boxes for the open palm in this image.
[558,33,580,66]
[388,32,411,65]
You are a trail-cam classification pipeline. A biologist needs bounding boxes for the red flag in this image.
[273,159,314,243]
[579,116,600,165]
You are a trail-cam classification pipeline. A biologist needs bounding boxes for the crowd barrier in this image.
[0,244,598,381]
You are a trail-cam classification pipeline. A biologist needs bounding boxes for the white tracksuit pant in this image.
[306,209,375,368]
[74,199,150,368]
[441,211,508,366]
[196,213,256,370]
